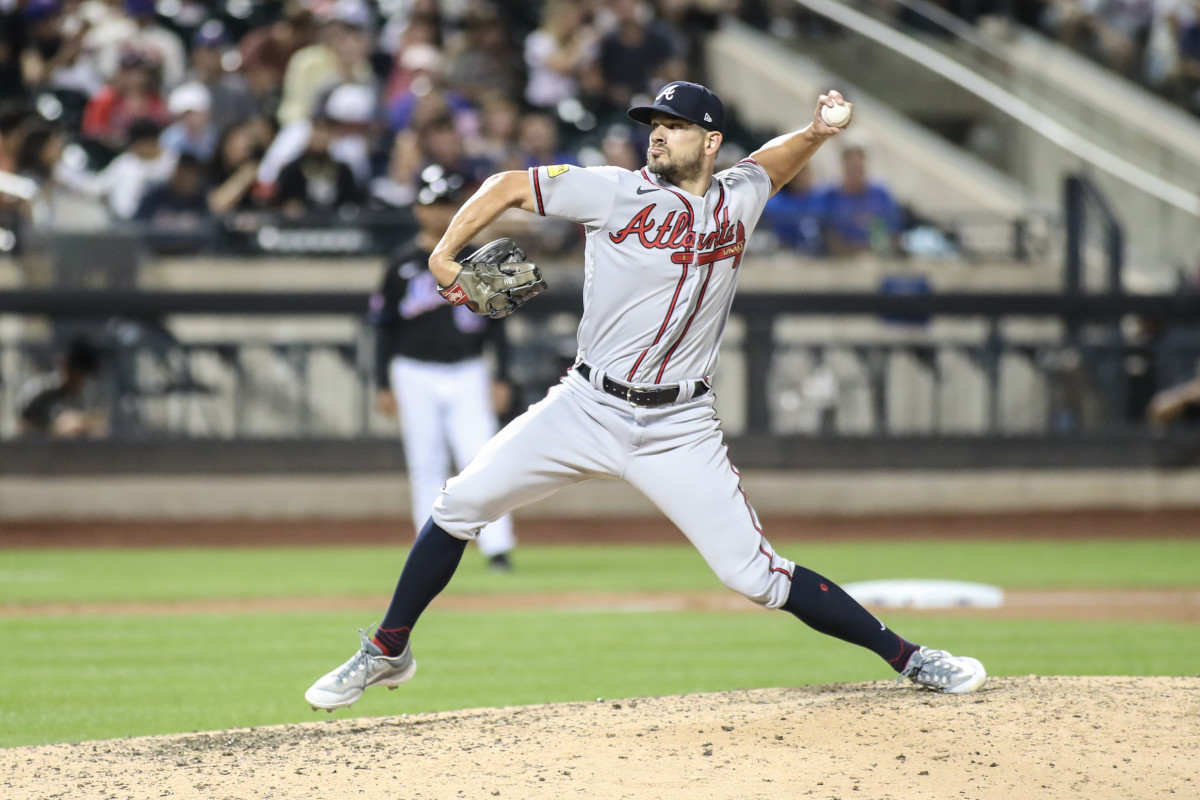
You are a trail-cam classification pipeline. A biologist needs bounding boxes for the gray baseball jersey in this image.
[435,156,797,611]
[529,160,772,384]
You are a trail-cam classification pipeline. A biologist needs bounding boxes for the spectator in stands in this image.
[1145,0,1187,90]
[19,0,101,96]
[13,122,61,220]
[523,0,599,111]
[371,130,420,209]
[81,51,167,150]
[0,101,34,175]
[208,120,272,216]
[656,0,722,77]
[161,82,217,162]
[515,111,578,169]
[274,112,364,219]
[13,119,105,226]
[276,0,375,127]
[88,0,187,89]
[134,152,209,227]
[238,5,316,113]
[820,145,904,257]
[371,110,491,210]
[598,123,641,170]
[1181,5,1200,112]
[443,3,523,103]
[762,165,827,256]
[574,59,625,132]
[597,0,685,109]
[1149,0,1200,112]
[188,20,259,134]
[90,116,177,219]
[18,335,107,439]
[15,122,63,183]
[379,0,447,54]
[471,91,525,173]
[416,114,494,185]
[259,81,379,193]
[381,4,445,105]
[1042,0,1156,77]
[385,44,475,135]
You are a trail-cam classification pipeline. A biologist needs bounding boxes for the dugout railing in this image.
[3,287,1199,473]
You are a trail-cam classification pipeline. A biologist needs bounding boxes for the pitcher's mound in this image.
[2,676,1196,800]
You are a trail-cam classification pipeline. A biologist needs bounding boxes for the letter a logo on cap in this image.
[656,84,677,102]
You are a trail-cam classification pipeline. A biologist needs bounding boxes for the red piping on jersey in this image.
[655,218,745,380]
[725,438,793,580]
[532,168,546,216]
[712,182,725,229]
[628,169,698,383]
[627,265,689,382]
[654,263,714,382]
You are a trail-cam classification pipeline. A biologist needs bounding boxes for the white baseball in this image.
[821,102,852,128]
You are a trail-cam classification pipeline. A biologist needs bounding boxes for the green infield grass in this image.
[1,538,1198,748]
[2,538,1198,606]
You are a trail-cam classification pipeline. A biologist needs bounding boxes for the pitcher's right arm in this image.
[429,171,537,287]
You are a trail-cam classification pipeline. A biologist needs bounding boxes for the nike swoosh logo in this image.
[636,187,659,195]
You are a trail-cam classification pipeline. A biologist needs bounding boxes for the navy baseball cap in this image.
[628,82,724,134]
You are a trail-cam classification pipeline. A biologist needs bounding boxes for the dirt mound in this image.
[3,676,1196,799]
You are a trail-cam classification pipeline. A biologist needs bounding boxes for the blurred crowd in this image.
[0,0,749,243]
[910,0,1200,115]
[1031,0,1200,109]
[2,0,1187,262]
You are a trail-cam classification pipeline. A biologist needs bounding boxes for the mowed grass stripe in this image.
[2,539,1200,609]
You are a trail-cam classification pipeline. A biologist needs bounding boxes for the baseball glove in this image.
[437,238,548,319]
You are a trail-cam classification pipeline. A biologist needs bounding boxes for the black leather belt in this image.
[575,362,710,408]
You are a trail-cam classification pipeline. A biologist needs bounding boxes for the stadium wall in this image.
[3,468,1200,520]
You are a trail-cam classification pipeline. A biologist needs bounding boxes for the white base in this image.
[843,579,1004,609]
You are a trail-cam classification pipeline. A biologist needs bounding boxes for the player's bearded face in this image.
[645,118,705,184]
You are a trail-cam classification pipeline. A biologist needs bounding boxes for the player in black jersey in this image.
[369,165,517,570]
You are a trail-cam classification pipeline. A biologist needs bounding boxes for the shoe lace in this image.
[333,626,378,685]
[897,649,952,686]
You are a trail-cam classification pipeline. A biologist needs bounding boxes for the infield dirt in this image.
[2,676,1197,800]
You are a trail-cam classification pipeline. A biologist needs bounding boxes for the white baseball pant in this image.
[390,355,515,557]
[433,370,795,607]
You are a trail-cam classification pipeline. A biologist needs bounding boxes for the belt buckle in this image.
[627,384,655,408]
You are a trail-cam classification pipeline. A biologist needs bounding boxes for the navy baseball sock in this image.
[373,518,467,657]
[781,566,919,673]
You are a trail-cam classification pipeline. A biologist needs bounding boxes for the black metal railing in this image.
[3,289,1199,472]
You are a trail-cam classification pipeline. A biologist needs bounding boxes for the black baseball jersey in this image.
[370,240,509,389]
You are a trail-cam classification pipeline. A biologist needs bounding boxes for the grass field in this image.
[2,538,1198,748]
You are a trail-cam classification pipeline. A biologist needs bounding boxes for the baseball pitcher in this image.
[306,83,987,711]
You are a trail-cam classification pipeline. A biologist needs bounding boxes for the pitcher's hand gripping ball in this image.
[437,238,548,318]
[820,99,852,128]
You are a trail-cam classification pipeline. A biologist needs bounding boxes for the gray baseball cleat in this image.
[898,646,988,694]
[305,628,417,711]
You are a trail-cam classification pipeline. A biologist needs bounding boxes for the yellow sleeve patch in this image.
[546,164,570,178]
